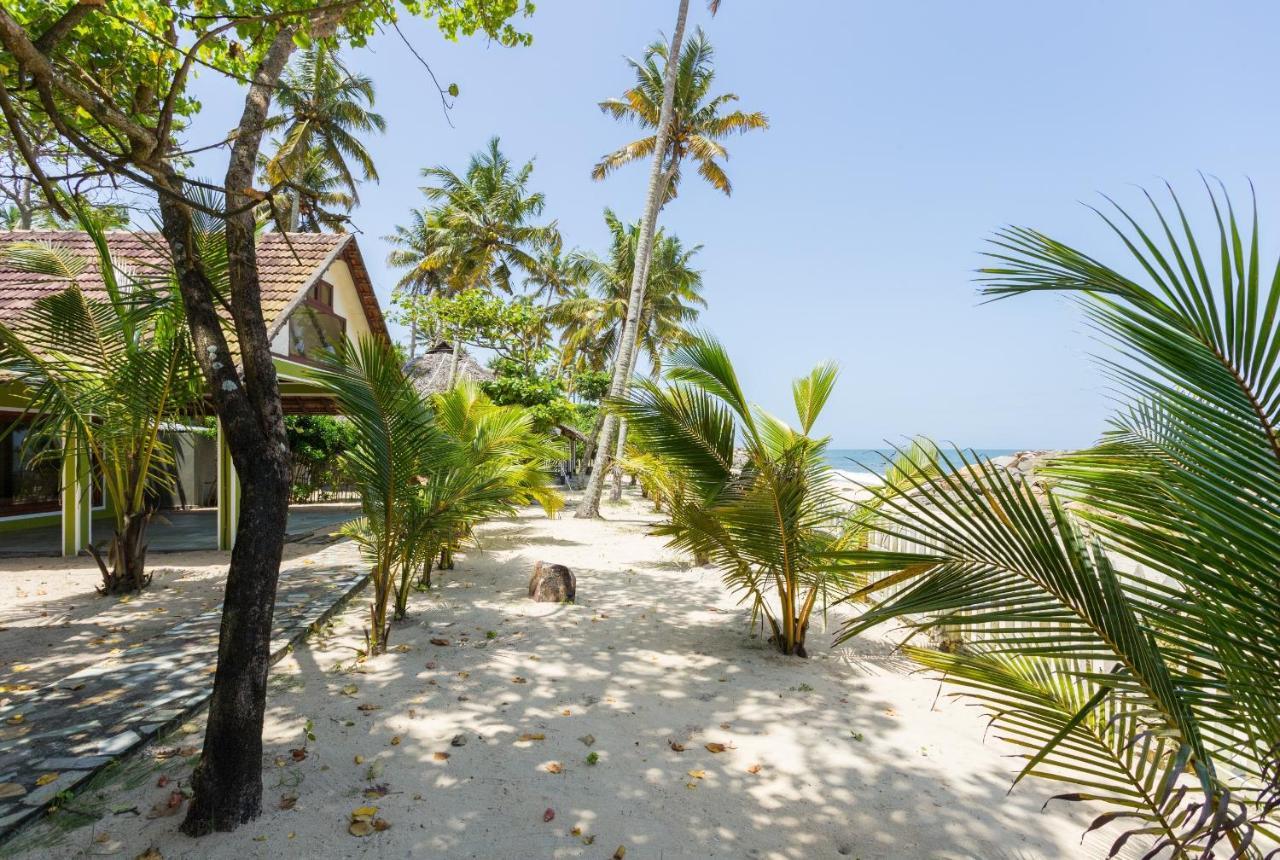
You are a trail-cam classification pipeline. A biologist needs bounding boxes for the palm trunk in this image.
[578,0,690,519]
[89,510,153,594]
[609,331,645,502]
[448,335,462,386]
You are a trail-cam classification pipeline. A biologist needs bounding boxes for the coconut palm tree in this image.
[385,207,452,358]
[555,209,705,377]
[259,146,356,232]
[580,2,764,517]
[592,28,769,202]
[262,43,385,230]
[836,184,1280,856]
[0,208,204,593]
[416,137,557,294]
[616,335,856,656]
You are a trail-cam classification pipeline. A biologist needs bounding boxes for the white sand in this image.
[7,491,1126,859]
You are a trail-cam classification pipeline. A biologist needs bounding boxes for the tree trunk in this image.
[448,335,462,386]
[158,27,297,837]
[91,510,153,594]
[609,326,646,502]
[578,0,690,519]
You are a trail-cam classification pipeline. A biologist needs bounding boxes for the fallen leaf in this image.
[612,846,627,859]
[389,736,400,746]
[348,820,374,837]
[35,772,59,787]
[353,755,364,765]
[429,638,450,647]
[705,742,728,754]
[542,808,555,822]
[357,703,380,713]
[511,676,527,684]
[363,784,389,799]
[145,790,185,819]
[517,733,545,742]
[668,741,686,752]
[433,752,450,761]
[155,775,169,788]
[571,826,582,836]
[278,793,298,810]
[747,763,762,774]
[352,805,378,820]
[545,762,563,774]
[340,684,359,696]
[579,734,595,747]
[90,836,123,855]
[179,722,198,735]
[5,714,24,725]
[372,818,391,832]
[561,709,571,716]
[687,769,706,779]
[450,734,466,747]
[290,747,308,761]
[0,783,26,799]
[134,848,163,860]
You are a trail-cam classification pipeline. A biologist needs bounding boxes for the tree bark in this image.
[577,0,690,519]
[609,326,645,502]
[156,26,297,836]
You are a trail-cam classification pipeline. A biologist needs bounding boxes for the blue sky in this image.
[188,1,1280,448]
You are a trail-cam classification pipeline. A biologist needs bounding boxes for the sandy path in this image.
[6,492,1122,859]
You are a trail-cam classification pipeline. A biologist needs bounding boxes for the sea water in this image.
[824,448,1022,484]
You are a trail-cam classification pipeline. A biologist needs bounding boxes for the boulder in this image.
[528,561,575,603]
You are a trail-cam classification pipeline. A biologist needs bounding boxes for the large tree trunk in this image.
[578,0,690,519]
[157,27,297,836]
[609,328,645,502]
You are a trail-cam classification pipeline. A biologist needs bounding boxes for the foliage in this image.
[593,28,768,202]
[411,289,552,374]
[615,335,853,656]
[836,184,1280,856]
[260,44,385,231]
[285,415,356,502]
[0,205,203,592]
[313,337,561,653]
[554,209,705,376]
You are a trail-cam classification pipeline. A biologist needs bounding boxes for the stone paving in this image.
[0,541,368,843]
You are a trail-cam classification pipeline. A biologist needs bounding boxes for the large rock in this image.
[528,561,575,603]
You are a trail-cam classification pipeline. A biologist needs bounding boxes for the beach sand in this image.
[6,490,1125,859]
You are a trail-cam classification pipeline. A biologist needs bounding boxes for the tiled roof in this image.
[0,231,357,338]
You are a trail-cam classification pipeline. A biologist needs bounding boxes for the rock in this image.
[528,562,575,604]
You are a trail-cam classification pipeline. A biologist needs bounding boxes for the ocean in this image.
[824,448,1021,482]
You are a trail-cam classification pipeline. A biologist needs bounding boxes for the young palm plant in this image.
[0,209,203,593]
[615,335,854,656]
[311,336,443,654]
[835,183,1280,856]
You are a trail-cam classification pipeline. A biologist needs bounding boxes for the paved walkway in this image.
[0,503,360,557]
[0,541,367,842]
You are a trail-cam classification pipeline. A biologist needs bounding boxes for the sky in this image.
[186,1,1280,449]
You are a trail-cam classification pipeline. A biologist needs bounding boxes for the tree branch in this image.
[33,1,98,54]
[0,83,70,219]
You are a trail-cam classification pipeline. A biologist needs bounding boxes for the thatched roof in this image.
[404,341,494,396]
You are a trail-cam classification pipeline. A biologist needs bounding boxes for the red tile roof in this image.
[0,231,386,342]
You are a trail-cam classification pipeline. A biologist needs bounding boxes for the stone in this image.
[528,561,575,604]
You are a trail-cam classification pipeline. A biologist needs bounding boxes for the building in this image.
[0,231,388,554]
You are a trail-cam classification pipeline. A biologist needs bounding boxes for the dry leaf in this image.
[5,714,24,726]
[389,736,400,746]
[90,836,123,855]
[348,820,373,837]
[35,772,59,787]
[134,848,163,860]
[279,793,298,810]
[511,676,527,684]
[612,846,627,859]
[340,684,358,696]
[687,769,706,779]
[357,703,380,713]
[579,734,595,747]
[372,818,391,832]
[542,808,555,822]
[146,790,185,819]
[433,751,450,761]
[571,826,582,836]
[517,733,545,742]
[290,747,308,761]
[668,741,686,752]
[351,805,378,820]
[705,742,728,754]
[353,755,364,765]
[747,763,762,774]
[429,638,450,647]
[0,783,26,799]
[544,762,563,774]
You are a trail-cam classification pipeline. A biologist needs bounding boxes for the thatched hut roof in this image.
[404,342,494,396]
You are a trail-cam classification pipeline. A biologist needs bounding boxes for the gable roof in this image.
[0,230,388,341]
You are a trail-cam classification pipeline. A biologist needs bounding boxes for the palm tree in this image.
[262,44,385,230]
[580,1,764,518]
[260,146,356,232]
[615,335,854,656]
[385,207,452,358]
[417,137,557,294]
[0,208,204,593]
[837,184,1280,856]
[555,209,705,377]
[592,28,769,202]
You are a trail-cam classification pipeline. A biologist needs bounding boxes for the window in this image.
[288,303,346,361]
[0,415,60,516]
